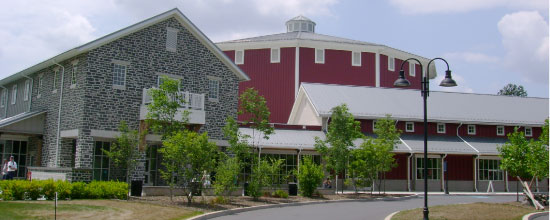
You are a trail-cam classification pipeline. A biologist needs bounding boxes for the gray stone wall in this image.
[84,17,240,139]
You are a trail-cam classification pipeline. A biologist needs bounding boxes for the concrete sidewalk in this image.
[338,190,520,196]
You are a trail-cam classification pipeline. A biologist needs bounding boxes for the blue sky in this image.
[1,0,548,97]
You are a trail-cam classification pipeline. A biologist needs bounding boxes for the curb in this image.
[384,211,399,220]
[188,194,419,220]
[522,211,549,220]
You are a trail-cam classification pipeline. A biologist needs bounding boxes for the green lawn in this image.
[0,200,202,220]
[392,202,540,220]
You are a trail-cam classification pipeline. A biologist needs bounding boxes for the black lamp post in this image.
[393,57,457,220]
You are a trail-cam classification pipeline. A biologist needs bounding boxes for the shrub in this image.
[56,180,72,200]
[0,180,14,200]
[272,189,288,198]
[26,180,42,200]
[210,195,228,205]
[42,179,57,200]
[297,156,324,197]
[11,180,29,200]
[71,182,87,199]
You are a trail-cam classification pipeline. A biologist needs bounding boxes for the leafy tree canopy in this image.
[497,83,528,97]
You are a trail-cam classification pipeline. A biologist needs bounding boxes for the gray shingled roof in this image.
[302,83,548,126]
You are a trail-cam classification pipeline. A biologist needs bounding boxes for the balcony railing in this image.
[142,88,205,110]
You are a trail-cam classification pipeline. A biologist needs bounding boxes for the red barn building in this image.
[217,16,434,124]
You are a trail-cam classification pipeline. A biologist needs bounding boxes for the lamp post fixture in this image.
[393,57,457,220]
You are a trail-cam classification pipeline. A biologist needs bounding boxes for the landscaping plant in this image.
[297,156,324,197]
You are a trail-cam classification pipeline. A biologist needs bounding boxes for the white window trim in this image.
[11,85,17,105]
[207,76,221,102]
[467,125,476,135]
[372,121,377,131]
[112,60,129,90]
[525,127,533,137]
[235,50,244,65]
[166,27,179,52]
[270,48,280,63]
[315,49,325,64]
[23,79,30,101]
[388,56,395,71]
[0,89,6,107]
[37,74,43,99]
[409,62,416,76]
[352,51,361,66]
[496,126,505,136]
[416,157,441,180]
[478,159,504,181]
[405,122,414,132]
[437,123,446,134]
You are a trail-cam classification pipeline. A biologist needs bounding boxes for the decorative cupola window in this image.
[286,15,316,33]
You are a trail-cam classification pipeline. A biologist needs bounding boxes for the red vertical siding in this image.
[228,48,296,123]
[446,155,474,180]
[379,55,421,90]
[299,48,376,87]
[385,154,408,179]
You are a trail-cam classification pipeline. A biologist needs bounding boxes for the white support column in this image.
[294,46,300,97]
[375,52,380,87]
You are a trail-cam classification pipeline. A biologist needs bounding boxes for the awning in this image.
[0,111,46,135]
[239,128,325,150]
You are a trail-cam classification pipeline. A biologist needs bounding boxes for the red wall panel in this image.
[379,55,421,90]
[445,155,474,180]
[299,48,376,87]
[227,48,296,123]
[385,153,408,179]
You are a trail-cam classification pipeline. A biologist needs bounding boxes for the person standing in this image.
[1,159,8,180]
[6,156,17,180]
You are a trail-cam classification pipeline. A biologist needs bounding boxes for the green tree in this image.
[266,158,285,191]
[297,156,324,197]
[146,76,188,139]
[238,88,274,163]
[315,104,364,193]
[160,130,218,205]
[213,156,240,199]
[103,121,140,199]
[247,159,271,200]
[497,83,528,97]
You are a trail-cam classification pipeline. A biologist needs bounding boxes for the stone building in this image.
[0,8,248,184]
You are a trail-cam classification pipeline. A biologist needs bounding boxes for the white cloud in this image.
[431,73,474,93]
[497,11,549,83]
[388,0,548,14]
[444,52,499,63]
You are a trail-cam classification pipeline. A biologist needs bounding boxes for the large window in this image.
[416,157,441,180]
[112,63,127,88]
[93,141,110,181]
[145,145,160,186]
[0,140,28,178]
[478,159,503,181]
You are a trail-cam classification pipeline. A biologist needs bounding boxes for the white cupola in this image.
[286,15,316,33]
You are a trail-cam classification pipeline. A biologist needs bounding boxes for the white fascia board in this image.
[287,85,321,124]
[339,114,546,127]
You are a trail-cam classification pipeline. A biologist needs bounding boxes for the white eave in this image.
[0,8,249,86]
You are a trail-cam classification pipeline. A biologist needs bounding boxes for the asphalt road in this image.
[210,195,517,220]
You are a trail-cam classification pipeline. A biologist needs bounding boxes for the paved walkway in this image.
[211,195,517,220]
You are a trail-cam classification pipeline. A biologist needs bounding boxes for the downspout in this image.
[407,153,414,192]
[297,147,302,184]
[0,86,7,118]
[457,123,480,192]
[53,61,65,168]
[22,75,33,112]
[442,154,448,192]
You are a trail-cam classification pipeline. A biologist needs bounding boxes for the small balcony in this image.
[139,88,205,124]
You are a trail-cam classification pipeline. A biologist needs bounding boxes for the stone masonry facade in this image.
[5,15,240,182]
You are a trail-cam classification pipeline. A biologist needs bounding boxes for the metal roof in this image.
[0,8,249,86]
[462,137,507,155]
[239,128,324,150]
[218,31,380,46]
[300,83,549,126]
[288,15,314,22]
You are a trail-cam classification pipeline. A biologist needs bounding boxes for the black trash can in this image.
[243,182,249,196]
[288,183,298,196]
[190,182,202,196]
[131,180,143,197]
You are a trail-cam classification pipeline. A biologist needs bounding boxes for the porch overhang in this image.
[0,111,46,135]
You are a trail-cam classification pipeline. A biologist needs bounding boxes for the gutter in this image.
[53,61,65,168]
